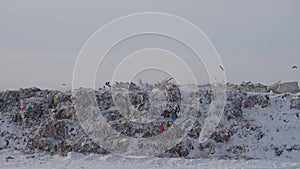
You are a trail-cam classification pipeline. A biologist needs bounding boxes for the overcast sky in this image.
[0,0,299,90]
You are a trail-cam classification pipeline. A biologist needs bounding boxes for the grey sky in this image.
[0,0,299,90]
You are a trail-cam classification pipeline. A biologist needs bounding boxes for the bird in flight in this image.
[219,65,224,71]
[292,65,298,69]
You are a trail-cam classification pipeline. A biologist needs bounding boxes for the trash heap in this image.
[0,81,300,160]
[96,81,182,139]
[0,88,106,155]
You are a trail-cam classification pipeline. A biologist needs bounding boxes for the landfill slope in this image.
[0,84,299,160]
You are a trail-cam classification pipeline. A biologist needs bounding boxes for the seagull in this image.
[292,65,298,69]
[219,65,224,71]
[105,82,111,88]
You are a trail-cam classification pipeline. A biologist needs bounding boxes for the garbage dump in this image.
[0,81,299,160]
[267,81,300,94]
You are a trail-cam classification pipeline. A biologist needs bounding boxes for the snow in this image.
[1,149,300,169]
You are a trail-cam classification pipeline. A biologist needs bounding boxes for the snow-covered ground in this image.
[0,149,300,169]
